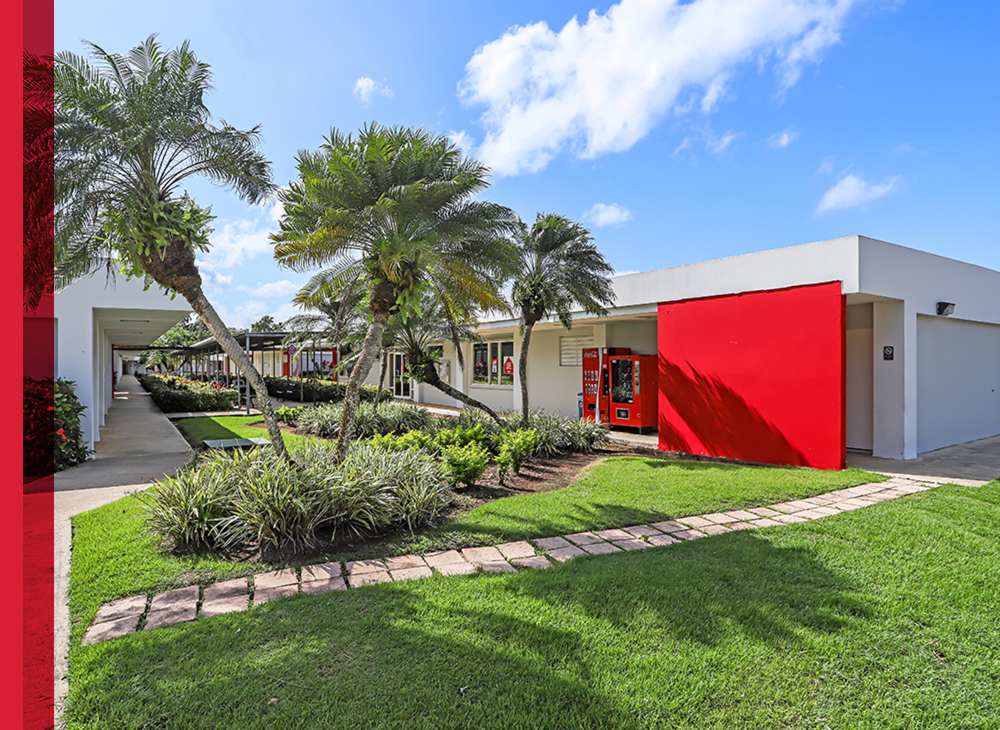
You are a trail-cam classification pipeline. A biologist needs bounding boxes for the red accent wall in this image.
[658,281,846,470]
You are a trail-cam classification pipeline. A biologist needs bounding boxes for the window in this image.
[560,332,595,366]
[473,340,514,386]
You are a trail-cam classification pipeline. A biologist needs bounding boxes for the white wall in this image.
[917,315,1000,453]
[846,304,874,451]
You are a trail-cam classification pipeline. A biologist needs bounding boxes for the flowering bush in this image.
[23,377,91,476]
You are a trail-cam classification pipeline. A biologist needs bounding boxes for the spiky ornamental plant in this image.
[512,213,616,428]
[272,124,520,460]
[53,36,290,460]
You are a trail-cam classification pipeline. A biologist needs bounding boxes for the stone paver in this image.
[497,541,536,560]
[302,562,342,582]
[202,578,249,618]
[92,595,147,625]
[677,516,713,528]
[646,533,679,547]
[150,585,198,613]
[302,577,347,595]
[83,615,140,644]
[254,568,298,591]
[594,528,633,541]
[84,475,940,645]
[547,545,588,562]
[703,513,738,525]
[650,520,687,534]
[436,561,478,576]
[349,570,392,587]
[347,558,387,575]
[146,603,196,630]
[511,556,552,570]
[461,546,506,565]
[480,561,516,574]
[622,525,663,538]
[384,554,427,571]
[564,532,604,546]
[424,550,467,568]
[254,584,298,605]
[581,541,621,555]
[391,566,433,581]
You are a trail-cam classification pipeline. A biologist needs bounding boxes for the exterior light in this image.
[936,302,955,316]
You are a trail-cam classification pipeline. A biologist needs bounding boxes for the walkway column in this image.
[872,300,918,459]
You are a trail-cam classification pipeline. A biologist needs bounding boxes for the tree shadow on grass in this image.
[66,532,873,729]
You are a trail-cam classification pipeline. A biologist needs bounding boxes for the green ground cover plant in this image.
[66,481,1000,729]
[263,375,390,404]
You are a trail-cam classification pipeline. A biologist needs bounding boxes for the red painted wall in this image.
[658,281,846,470]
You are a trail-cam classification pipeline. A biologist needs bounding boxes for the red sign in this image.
[503,356,514,375]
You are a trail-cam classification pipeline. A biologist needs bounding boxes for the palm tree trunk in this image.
[185,288,291,462]
[334,312,389,461]
[374,349,389,412]
[519,321,534,428]
[416,359,505,427]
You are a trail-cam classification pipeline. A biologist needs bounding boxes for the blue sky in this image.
[55,0,1000,328]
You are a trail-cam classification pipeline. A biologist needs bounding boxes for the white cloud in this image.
[816,155,836,175]
[583,202,633,228]
[461,0,873,175]
[815,172,901,214]
[448,129,475,153]
[235,280,300,299]
[203,218,274,269]
[767,129,799,148]
[267,196,285,226]
[195,259,233,289]
[354,76,393,105]
[709,130,743,154]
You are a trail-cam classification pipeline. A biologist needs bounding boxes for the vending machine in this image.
[608,354,658,433]
[582,347,630,424]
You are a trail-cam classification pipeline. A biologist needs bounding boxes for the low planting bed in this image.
[138,373,238,413]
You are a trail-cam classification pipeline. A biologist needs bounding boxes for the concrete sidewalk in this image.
[50,374,193,723]
[54,374,193,492]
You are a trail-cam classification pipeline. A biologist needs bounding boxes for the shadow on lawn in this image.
[67,532,872,728]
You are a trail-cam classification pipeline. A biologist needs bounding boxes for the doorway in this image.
[390,353,411,399]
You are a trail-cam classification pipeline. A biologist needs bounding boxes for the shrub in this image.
[452,408,505,440]
[441,443,490,488]
[23,376,92,476]
[273,405,300,425]
[263,376,392,404]
[298,400,434,440]
[435,424,494,453]
[138,373,237,413]
[496,429,541,484]
[500,410,609,456]
[561,417,610,452]
[370,430,436,453]
[144,439,450,555]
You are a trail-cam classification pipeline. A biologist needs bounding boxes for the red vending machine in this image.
[608,354,658,433]
[582,347,630,424]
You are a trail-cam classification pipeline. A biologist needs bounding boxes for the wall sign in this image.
[883,346,894,361]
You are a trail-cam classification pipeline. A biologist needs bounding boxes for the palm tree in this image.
[512,213,616,427]
[272,124,520,459]
[23,51,54,310]
[396,294,506,424]
[53,36,291,460]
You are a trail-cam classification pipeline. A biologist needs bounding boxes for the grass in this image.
[65,480,1000,729]
[173,415,314,449]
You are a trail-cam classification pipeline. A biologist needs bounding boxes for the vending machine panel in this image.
[581,347,630,423]
[608,354,658,432]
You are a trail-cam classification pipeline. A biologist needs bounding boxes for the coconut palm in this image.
[512,213,616,427]
[272,124,520,459]
[53,36,291,460]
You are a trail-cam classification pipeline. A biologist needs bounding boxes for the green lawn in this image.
[173,415,313,449]
[65,481,1000,729]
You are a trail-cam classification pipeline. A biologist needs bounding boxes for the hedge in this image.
[138,374,238,413]
[23,376,91,476]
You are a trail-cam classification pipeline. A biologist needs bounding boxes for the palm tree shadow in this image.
[659,359,810,467]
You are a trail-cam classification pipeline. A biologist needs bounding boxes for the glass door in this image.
[391,353,411,398]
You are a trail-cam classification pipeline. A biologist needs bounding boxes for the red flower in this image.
[57,428,64,435]
[61,435,67,441]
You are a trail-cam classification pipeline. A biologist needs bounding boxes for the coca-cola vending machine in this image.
[582,347,630,424]
[608,354,658,433]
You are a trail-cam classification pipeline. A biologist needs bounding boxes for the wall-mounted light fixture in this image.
[936,302,955,316]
